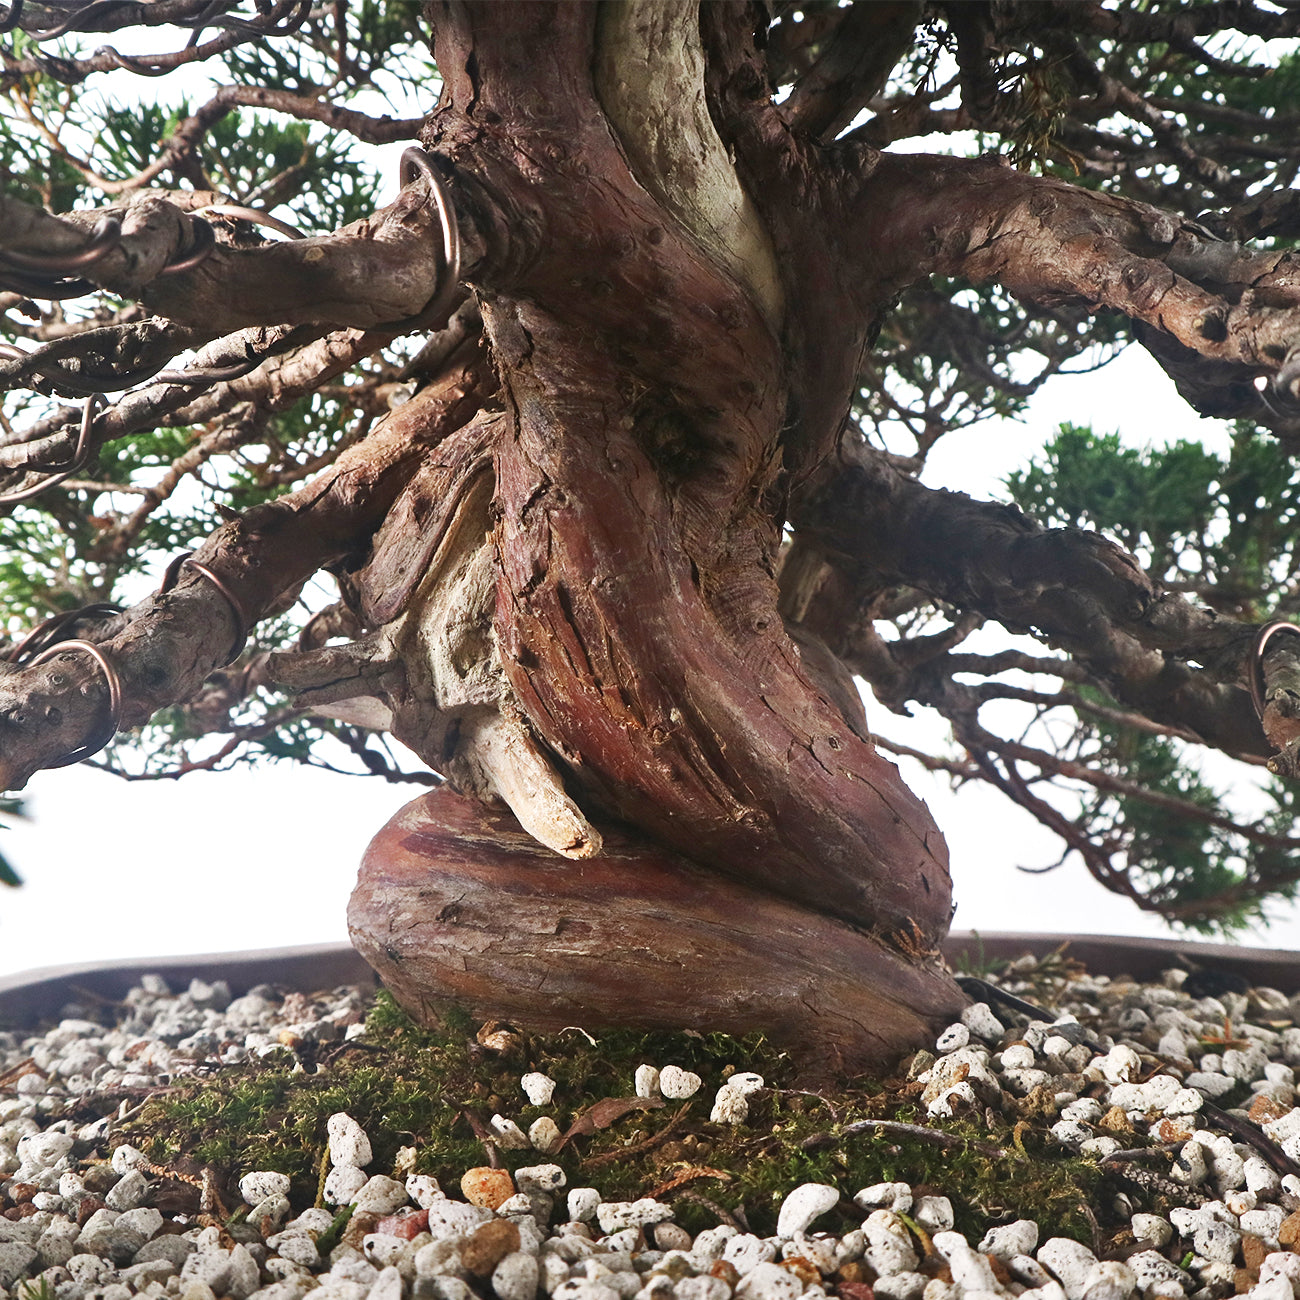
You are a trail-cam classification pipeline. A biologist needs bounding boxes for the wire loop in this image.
[158,551,250,665]
[158,216,217,274]
[1249,620,1300,720]
[0,216,121,274]
[0,394,104,505]
[196,203,306,240]
[393,148,463,330]
[27,639,123,767]
[3,603,121,665]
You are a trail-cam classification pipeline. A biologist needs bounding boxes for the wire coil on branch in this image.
[25,640,123,767]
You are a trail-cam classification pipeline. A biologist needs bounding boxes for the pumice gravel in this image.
[6,959,1300,1300]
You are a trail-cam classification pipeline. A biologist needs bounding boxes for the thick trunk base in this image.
[348,789,965,1078]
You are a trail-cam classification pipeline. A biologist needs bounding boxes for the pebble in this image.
[658,1067,702,1100]
[775,1183,839,1238]
[521,1072,557,1106]
[10,965,1300,1300]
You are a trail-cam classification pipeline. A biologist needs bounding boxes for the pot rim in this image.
[1,931,1296,1028]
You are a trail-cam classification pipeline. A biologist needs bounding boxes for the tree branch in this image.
[0,180,459,339]
[0,367,484,790]
[790,440,1276,761]
[854,151,1300,436]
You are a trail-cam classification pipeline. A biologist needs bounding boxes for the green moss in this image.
[116,992,1110,1246]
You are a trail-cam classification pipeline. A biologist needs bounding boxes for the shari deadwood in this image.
[2,1,1300,1070]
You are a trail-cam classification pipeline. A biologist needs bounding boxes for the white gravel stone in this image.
[854,1184,913,1215]
[1037,1238,1100,1300]
[105,1168,148,1210]
[240,1170,292,1205]
[979,1220,1038,1260]
[692,1226,739,1263]
[960,1003,1004,1041]
[552,1282,621,1300]
[1130,1215,1172,1248]
[494,1251,540,1300]
[723,1234,778,1274]
[596,1200,673,1234]
[355,1176,409,1214]
[565,1188,601,1223]
[1096,1045,1143,1085]
[634,1066,660,1098]
[0,1242,38,1287]
[17,1131,73,1171]
[934,1024,970,1053]
[325,1165,370,1206]
[327,1114,373,1169]
[658,1067,702,1100]
[864,1211,919,1276]
[1249,1276,1294,1300]
[1241,1205,1286,1243]
[1125,1251,1191,1294]
[1000,1043,1036,1070]
[528,1117,563,1153]
[676,1279,731,1300]
[1169,1141,1208,1186]
[367,1266,404,1300]
[426,1200,495,1237]
[776,1184,840,1239]
[873,1272,928,1300]
[1008,1256,1054,1288]
[522,1073,557,1106]
[407,1174,444,1207]
[710,1087,750,1125]
[913,1197,954,1233]
[516,1165,566,1193]
[932,1232,1000,1292]
[927,1081,978,1119]
[735,1261,803,1300]
[491,1115,532,1150]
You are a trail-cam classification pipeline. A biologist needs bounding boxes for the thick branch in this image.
[779,2,922,145]
[0,183,453,339]
[790,442,1271,759]
[855,152,1300,434]
[0,368,486,790]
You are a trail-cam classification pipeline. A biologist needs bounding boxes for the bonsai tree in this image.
[2,1,1299,1068]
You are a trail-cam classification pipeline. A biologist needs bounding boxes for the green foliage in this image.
[1007,422,1300,619]
[1005,426,1300,933]
[1084,716,1299,933]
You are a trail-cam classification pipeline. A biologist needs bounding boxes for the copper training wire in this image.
[0,216,121,274]
[1248,620,1300,721]
[26,639,123,767]
[196,203,306,240]
[3,603,121,665]
[157,551,250,665]
[396,147,463,329]
[0,393,104,505]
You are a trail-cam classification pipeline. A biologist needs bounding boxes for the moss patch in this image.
[111,990,1135,1249]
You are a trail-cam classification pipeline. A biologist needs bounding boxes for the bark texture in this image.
[351,789,966,1078]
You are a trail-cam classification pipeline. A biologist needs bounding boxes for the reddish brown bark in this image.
[401,2,955,951]
[351,789,966,1077]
